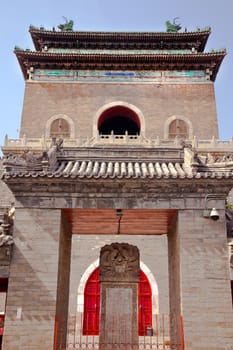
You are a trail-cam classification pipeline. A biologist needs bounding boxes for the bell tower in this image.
[1,23,233,350]
[7,26,225,151]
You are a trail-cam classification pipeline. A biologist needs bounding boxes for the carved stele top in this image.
[99,242,140,283]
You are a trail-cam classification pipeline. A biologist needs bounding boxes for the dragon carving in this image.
[58,17,74,31]
[99,242,140,282]
[165,18,182,32]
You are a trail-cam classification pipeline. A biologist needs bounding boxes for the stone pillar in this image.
[99,243,140,350]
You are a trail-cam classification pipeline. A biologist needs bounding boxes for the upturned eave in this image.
[14,49,226,81]
[29,28,211,52]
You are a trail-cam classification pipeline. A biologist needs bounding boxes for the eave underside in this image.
[29,29,210,52]
[15,50,225,81]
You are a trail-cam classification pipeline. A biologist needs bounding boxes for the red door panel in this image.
[138,270,152,335]
[83,268,152,336]
[83,268,100,335]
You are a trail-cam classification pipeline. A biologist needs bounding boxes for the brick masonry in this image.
[20,81,219,140]
[1,39,232,350]
[179,210,233,350]
[1,190,232,349]
[0,160,15,206]
[2,208,61,350]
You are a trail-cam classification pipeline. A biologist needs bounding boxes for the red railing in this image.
[54,314,184,350]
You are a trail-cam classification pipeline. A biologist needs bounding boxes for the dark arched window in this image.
[168,119,188,139]
[50,118,70,138]
[98,106,140,135]
[83,268,152,336]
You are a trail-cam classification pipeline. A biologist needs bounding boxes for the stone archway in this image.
[93,101,146,138]
[55,208,180,350]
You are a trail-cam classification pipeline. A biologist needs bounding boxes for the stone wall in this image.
[19,82,218,140]
[2,208,61,350]
[1,173,232,349]
[179,209,233,350]
[0,159,15,208]
[227,188,233,207]
[4,205,232,350]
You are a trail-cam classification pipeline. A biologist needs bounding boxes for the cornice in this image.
[14,49,225,81]
[3,176,233,205]
[29,28,210,52]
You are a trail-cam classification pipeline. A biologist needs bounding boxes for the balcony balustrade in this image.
[3,133,233,153]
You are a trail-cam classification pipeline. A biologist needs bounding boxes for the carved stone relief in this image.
[0,203,15,246]
[3,138,63,174]
[99,242,140,282]
[195,152,233,166]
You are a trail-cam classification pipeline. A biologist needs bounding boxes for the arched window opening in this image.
[98,106,140,135]
[83,268,152,336]
[50,118,70,138]
[168,119,188,139]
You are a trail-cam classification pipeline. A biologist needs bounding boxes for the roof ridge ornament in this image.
[58,17,74,31]
[2,137,63,175]
[165,18,182,32]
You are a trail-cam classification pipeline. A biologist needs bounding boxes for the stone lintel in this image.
[3,178,231,210]
[4,177,233,194]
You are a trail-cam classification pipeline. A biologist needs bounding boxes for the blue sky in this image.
[0,0,233,152]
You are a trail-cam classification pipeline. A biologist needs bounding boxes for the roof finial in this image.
[165,17,182,32]
[58,17,74,31]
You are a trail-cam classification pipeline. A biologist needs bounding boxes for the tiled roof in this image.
[15,49,225,81]
[3,159,233,180]
[29,28,211,52]
[3,143,233,181]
